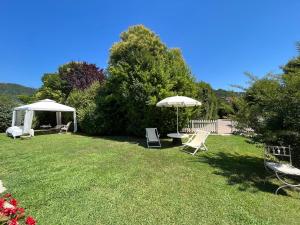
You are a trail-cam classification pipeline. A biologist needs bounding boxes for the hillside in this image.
[0,83,36,96]
[214,88,242,100]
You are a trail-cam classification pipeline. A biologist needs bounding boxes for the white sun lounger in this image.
[182,130,210,155]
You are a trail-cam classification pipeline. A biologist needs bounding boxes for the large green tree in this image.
[35,62,105,103]
[100,25,197,136]
[235,49,300,166]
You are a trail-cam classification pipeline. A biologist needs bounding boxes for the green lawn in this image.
[0,133,299,225]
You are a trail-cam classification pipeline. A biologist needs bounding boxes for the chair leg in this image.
[274,172,300,195]
[192,147,200,156]
[275,184,290,195]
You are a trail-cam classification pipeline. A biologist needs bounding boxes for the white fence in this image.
[182,119,237,134]
[183,120,218,133]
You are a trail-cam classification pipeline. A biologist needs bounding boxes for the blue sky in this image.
[0,0,299,90]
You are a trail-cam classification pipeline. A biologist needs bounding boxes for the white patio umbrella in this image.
[156,96,201,134]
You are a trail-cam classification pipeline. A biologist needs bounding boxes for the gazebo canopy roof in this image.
[14,99,75,112]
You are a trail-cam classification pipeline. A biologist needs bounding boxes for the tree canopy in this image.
[35,62,105,103]
[99,25,198,136]
[234,51,300,166]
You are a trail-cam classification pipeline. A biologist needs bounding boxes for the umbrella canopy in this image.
[156,96,201,107]
[156,96,201,133]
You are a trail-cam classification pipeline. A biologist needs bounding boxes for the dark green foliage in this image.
[214,89,242,119]
[66,82,102,134]
[194,82,218,119]
[217,101,234,119]
[0,95,19,132]
[99,25,197,136]
[35,73,66,103]
[235,54,300,166]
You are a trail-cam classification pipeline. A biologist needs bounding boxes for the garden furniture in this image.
[40,124,52,129]
[60,122,72,133]
[264,145,300,194]
[7,99,77,139]
[156,96,201,134]
[182,130,210,155]
[146,128,161,148]
[167,132,189,145]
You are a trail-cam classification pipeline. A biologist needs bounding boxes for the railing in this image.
[182,119,246,134]
[182,119,218,133]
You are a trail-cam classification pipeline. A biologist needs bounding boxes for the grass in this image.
[0,133,300,225]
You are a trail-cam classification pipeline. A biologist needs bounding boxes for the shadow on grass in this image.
[194,152,286,195]
[72,133,177,149]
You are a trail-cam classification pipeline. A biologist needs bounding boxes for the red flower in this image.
[3,207,17,216]
[17,207,25,213]
[25,216,36,225]
[8,218,18,225]
[4,193,12,198]
[10,198,18,207]
[0,198,5,208]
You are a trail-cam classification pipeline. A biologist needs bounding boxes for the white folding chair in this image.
[182,130,210,155]
[264,145,300,194]
[145,128,161,148]
[60,122,72,133]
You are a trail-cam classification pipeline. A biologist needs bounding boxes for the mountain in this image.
[214,89,242,100]
[0,83,36,96]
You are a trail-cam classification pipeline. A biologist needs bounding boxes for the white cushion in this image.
[266,162,300,176]
[6,126,24,138]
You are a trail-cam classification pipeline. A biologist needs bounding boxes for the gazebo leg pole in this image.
[177,107,179,134]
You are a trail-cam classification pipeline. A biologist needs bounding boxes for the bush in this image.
[235,55,300,167]
[194,82,218,119]
[66,82,102,135]
[0,95,18,132]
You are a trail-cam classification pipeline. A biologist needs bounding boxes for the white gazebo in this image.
[11,99,77,134]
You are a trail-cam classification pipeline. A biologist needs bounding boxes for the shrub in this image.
[0,96,18,132]
[66,82,102,135]
[235,54,300,167]
[194,82,218,120]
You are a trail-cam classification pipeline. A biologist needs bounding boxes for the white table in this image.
[40,125,52,129]
[167,133,189,145]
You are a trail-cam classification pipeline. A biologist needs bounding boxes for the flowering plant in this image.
[0,193,36,225]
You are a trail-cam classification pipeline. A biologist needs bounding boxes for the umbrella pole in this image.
[177,107,179,134]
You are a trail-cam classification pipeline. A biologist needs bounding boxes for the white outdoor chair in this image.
[145,128,161,148]
[182,129,210,155]
[264,145,300,194]
[60,122,72,133]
